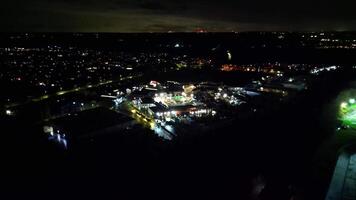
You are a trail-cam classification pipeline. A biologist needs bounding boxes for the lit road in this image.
[129,108,175,140]
[4,75,140,109]
[125,103,155,129]
[120,102,175,140]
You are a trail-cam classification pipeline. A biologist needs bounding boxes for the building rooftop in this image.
[51,107,133,138]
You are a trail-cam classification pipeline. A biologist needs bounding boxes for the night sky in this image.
[2,0,356,32]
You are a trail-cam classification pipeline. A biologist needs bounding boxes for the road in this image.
[120,102,175,140]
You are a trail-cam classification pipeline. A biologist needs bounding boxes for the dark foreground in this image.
[1,69,354,200]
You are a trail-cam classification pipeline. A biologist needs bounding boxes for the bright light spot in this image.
[5,110,12,115]
[349,99,356,104]
[227,51,232,61]
[131,109,136,113]
[150,122,155,129]
[341,102,348,109]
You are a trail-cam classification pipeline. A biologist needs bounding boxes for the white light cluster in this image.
[156,110,178,117]
[189,109,216,117]
[215,92,245,106]
[48,129,68,149]
[310,65,339,75]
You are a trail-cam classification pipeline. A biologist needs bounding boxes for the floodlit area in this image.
[99,71,313,141]
[214,87,247,106]
[153,92,194,107]
[98,71,312,141]
[112,80,253,140]
[343,110,356,125]
[340,99,356,129]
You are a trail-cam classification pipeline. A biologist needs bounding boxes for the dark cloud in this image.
[1,0,356,32]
